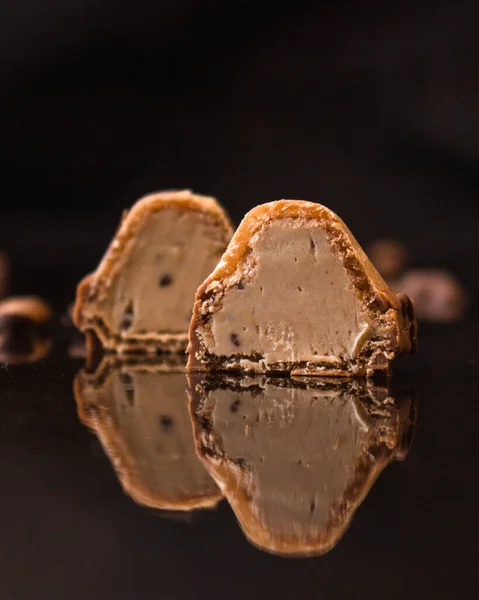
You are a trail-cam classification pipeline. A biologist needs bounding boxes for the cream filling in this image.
[206,222,370,366]
[208,383,371,533]
[100,209,226,336]
[84,369,218,504]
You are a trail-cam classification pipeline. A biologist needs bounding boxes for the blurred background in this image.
[1,0,478,310]
[0,6,478,596]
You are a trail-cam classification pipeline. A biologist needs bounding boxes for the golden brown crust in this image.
[74,361,222,511]
[74,190,234,354]
[188,200,417,376]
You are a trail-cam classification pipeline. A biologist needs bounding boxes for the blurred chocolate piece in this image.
[393,269,467,322]
[0,296,53,364]
[0,251,10,298]
[74,190,233,355]
[368,239,408,281]
[189,374,416,557]
[189,200,417,377]
[74,359,222,511]
[0,296,52,324]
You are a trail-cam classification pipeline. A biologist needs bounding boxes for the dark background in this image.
[1,3,479,598]
[1,0,479,310]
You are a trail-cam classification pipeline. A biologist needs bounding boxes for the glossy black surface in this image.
[0,312,478,600]
[2,1,479,596]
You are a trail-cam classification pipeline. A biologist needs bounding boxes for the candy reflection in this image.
[74,358,221,511]
[189,375,416,557]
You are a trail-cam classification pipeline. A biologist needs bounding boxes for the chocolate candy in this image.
[189,200,417,377]
[74,190,233,355]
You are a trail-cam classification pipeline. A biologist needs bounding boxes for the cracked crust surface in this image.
[74,190,233,355]
[188,200,417,376]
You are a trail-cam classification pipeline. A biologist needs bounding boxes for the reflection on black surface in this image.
[74,358,222,511]
[189,375,416,557]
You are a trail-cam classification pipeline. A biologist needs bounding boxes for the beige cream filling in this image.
[205,222,370,366]
[208,383,372,533]
[97,209,226,336]
[83,370,218,504]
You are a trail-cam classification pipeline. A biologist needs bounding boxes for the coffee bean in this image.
[368,239,408,281]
